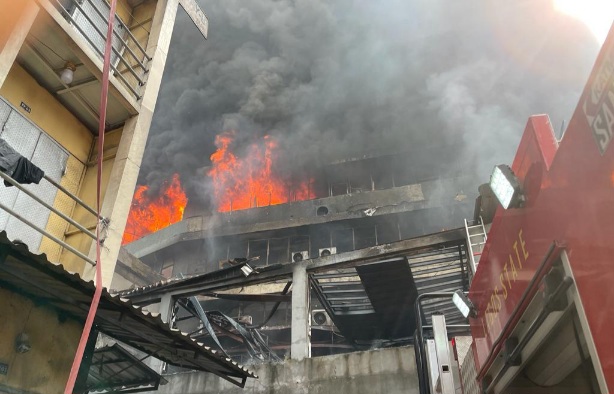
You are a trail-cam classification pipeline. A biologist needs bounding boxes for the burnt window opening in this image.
[376,220,401,244]
[330,182,348,196]
[354,226,377,249]
[247,239,268,266]
[269,238,289,265]
[331,228,354,253]
[228,240,248,261]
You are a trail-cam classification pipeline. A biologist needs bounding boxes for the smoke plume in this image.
[140,0,600,209]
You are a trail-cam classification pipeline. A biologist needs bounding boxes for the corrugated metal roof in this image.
[115,261,252,300]
[86,344,164,393]
[311,243,469,342]
[0,232,256,387]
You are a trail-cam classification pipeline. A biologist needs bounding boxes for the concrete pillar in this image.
[0,0,40,87]
[291,262,311,360]
[83,0,179,287]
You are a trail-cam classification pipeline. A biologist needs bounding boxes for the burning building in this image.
[113,1,608,394]
[120,139,475,360]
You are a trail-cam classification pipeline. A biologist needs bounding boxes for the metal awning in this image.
[86,344,166,393]
[0,232,256,387]
[311,243,470,342]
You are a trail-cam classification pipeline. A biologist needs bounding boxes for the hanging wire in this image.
[29,35,68,63]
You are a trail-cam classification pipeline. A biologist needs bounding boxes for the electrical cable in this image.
[247,281,292,329]
[30,35,68,63]
[64,1,117,393]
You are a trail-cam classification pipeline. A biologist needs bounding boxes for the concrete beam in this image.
[82,0,180,287]
[114,247,164,287]
[125,178,470,258]
[291,262,310,360]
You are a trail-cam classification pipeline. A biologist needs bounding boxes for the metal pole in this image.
[43,174,102,220]
[63,0,147,84]
[414,292,457,394]
[90,0,152,60]
[0,171,96,240]
[81,0,150,67]
[0,201,96,266]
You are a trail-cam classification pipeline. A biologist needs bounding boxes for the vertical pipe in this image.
[64,1,117,393]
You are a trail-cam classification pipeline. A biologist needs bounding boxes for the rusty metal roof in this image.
[0,232,256,387]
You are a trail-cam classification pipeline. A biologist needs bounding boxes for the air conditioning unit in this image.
[219,260,233,270]
[236,315,253,325]
[319,247,337,257]
[291,251,309,262]
[311,310,333,326]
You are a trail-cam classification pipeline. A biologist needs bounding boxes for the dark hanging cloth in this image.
[0,138,21,176]
[4,157,44,187]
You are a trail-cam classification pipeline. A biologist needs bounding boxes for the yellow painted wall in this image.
[0,64,92,162]
[0,287,82,394]
[0,64,93,268]
[116,0,156,93]
[132,0,156,49]
[62,126,123,273]
[114,0,134,26]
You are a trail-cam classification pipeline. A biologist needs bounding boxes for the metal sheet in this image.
[86,344,163,393]
[0,231,256,386]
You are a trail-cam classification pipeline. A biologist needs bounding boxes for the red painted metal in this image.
[469,22,614,391]
[64,1,117,393]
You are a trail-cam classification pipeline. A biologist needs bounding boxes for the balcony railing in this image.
[0,168,102,266]
[51,0,151,100]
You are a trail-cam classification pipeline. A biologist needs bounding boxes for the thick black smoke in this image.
[140,0,600,208]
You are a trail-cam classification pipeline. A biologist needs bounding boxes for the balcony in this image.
[15,0,156,133]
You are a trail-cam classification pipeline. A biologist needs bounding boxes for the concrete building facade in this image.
[0,0,198,288]
[0,2,254,394]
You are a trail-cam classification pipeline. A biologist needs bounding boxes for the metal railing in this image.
[0,169,103,266]
[51,0,151,100]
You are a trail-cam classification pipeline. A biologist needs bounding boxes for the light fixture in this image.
[59,61,77,85]
[15,333,31,354]
[240,264,254,277]
[489,164,524,209]
[452,290,477,319]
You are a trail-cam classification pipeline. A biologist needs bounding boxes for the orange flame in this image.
[208,131,312,212]
[122,173,188,244]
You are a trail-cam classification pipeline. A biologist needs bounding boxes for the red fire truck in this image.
[441,21,614,394]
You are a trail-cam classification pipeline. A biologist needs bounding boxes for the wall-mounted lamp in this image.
[489,164,524,209]
[452,290,477,319]
[15,333,31,354]
[59,61,77,85]
[240,264,254,277]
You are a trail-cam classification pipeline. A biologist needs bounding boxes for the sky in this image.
[138,0,607,208]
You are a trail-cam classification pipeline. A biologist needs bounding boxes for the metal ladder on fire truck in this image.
[464,217,487,275]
